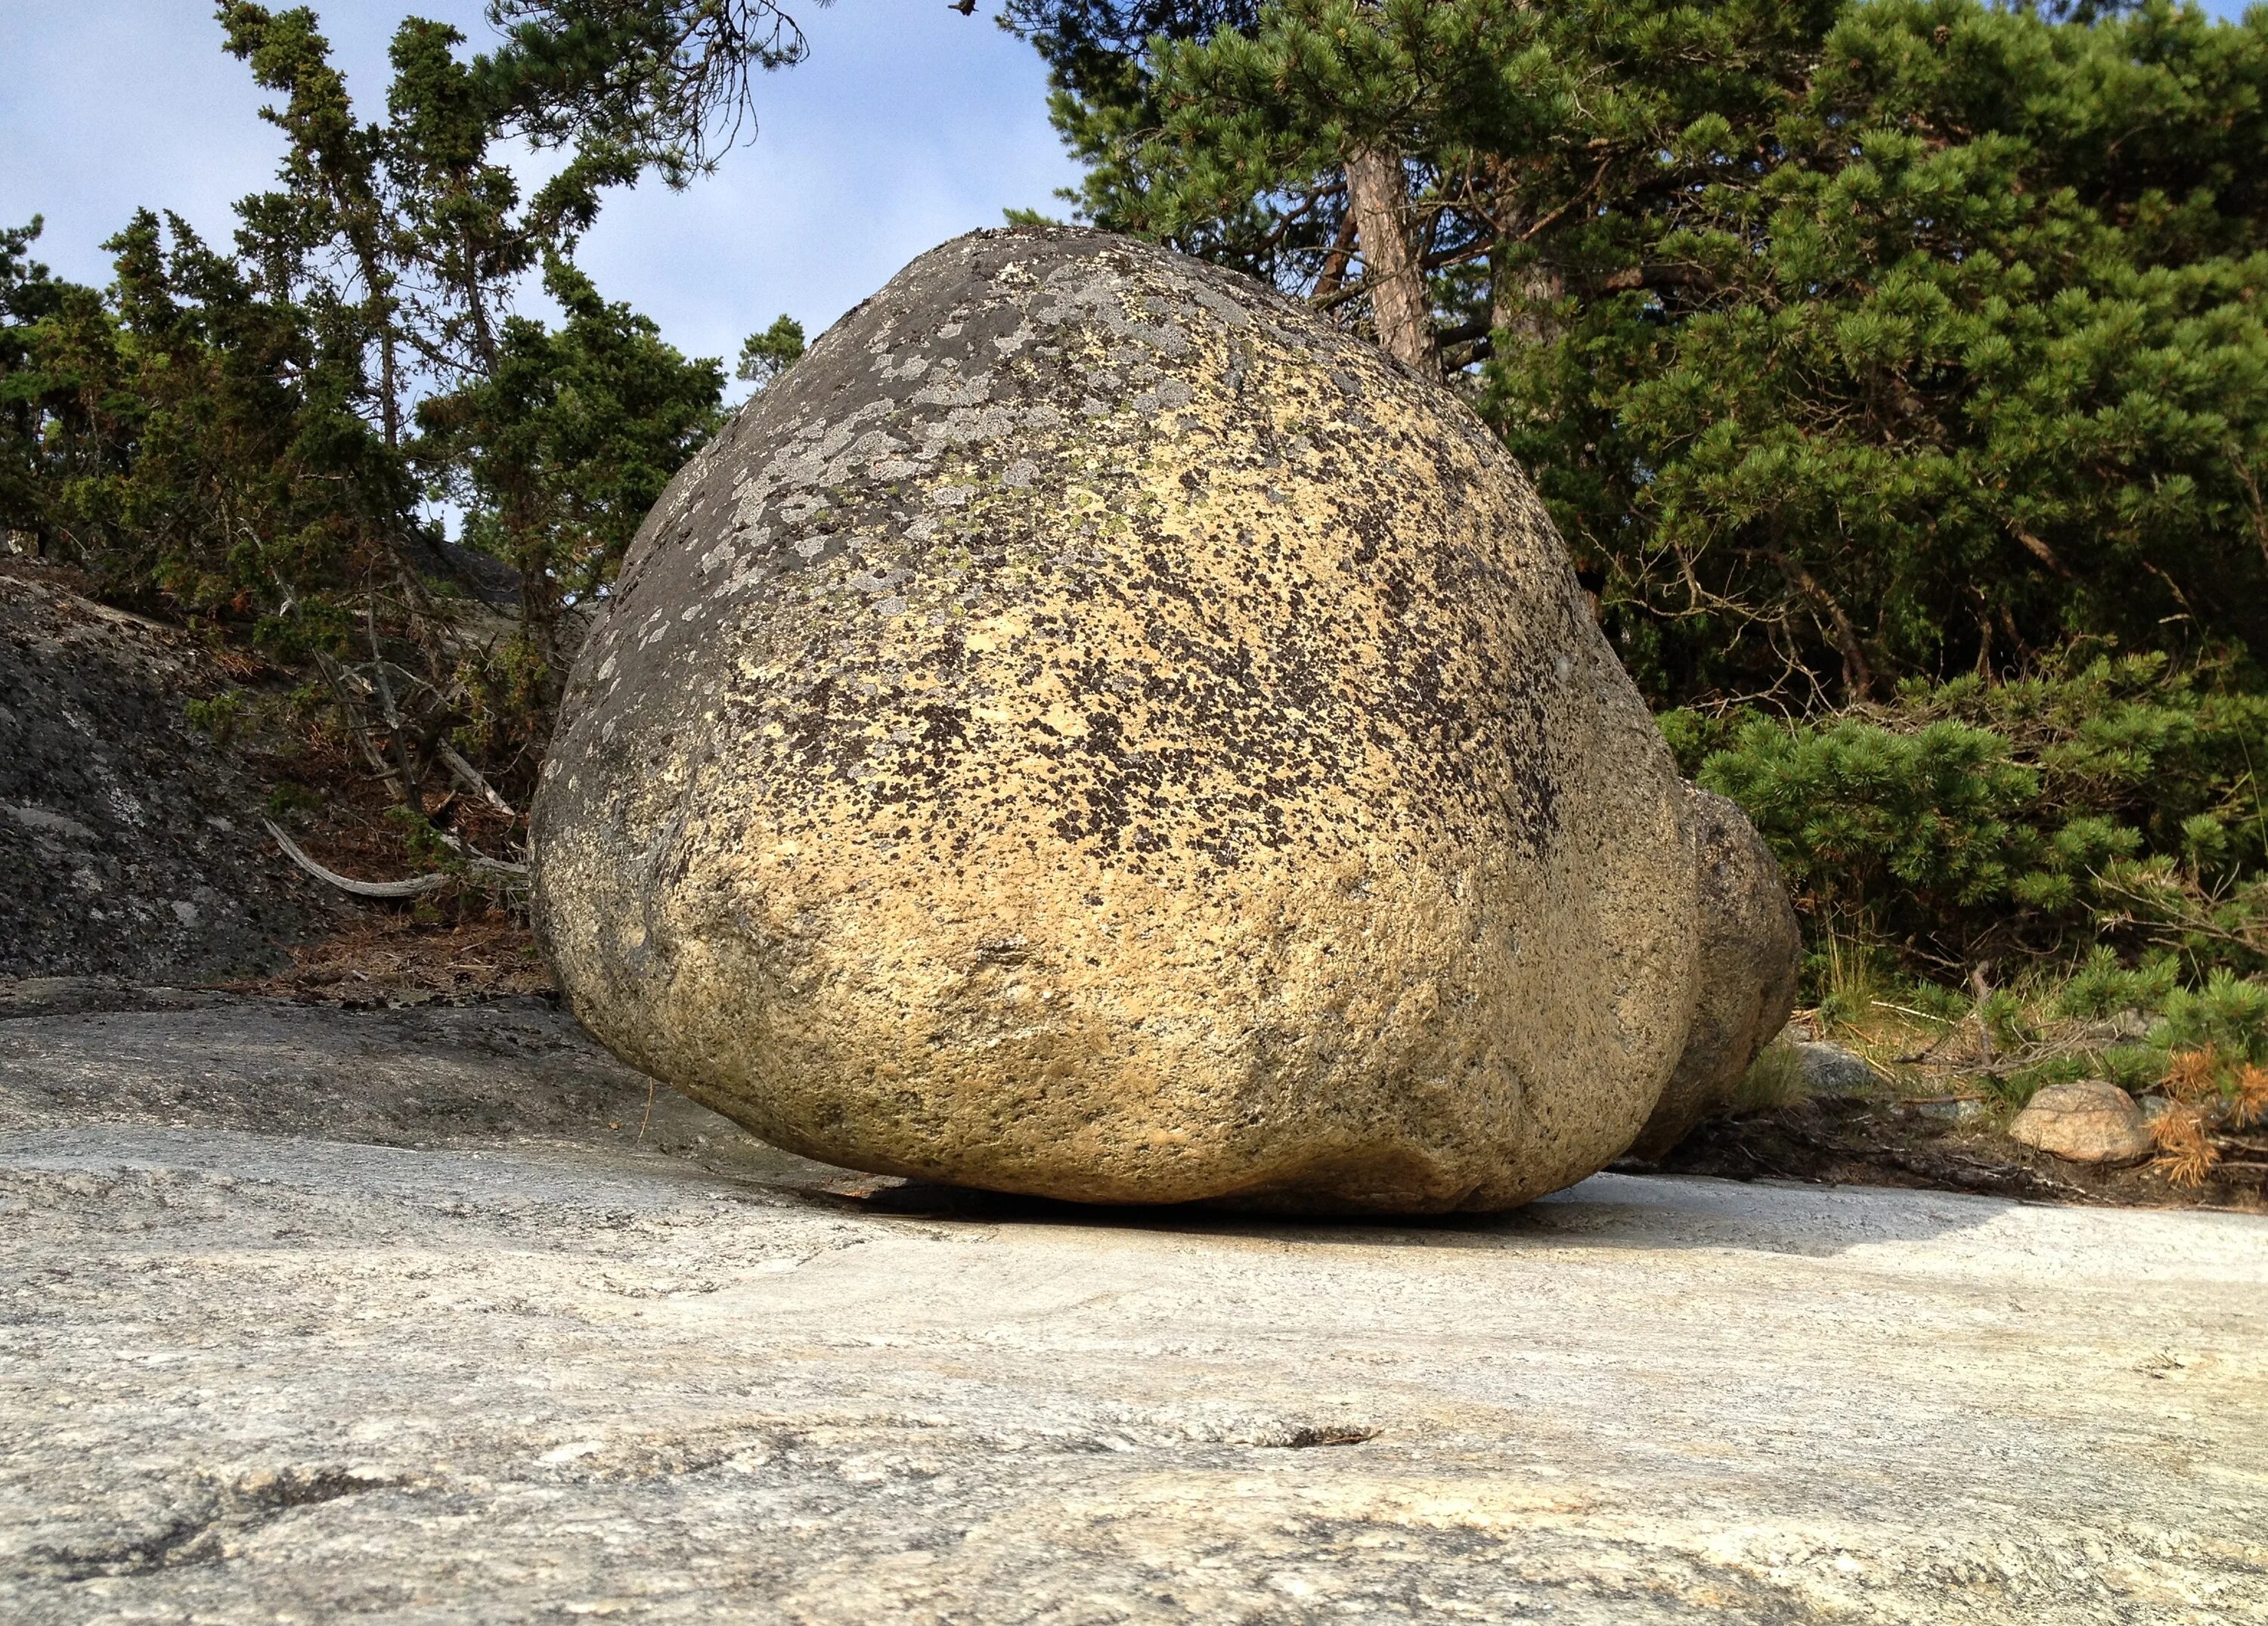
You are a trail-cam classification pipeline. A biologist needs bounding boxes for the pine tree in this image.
[1012,0,2268,707]
[3,2,809,829]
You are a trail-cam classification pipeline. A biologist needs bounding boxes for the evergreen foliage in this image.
[736,313,806,387]
[4,209,411,655]
[0,2,798,825]
[1663,653,2268,978]
[1015,0,2268,707]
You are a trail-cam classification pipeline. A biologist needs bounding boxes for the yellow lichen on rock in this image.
[531,227,1789,1211]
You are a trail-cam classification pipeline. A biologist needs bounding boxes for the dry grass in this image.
[1730,1036,1808,1110]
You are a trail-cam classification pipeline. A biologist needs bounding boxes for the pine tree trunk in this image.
[1344,148,1436,372]
[1489,242,1563,358]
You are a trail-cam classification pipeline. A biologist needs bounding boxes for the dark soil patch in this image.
[1627,1095,2268,1213]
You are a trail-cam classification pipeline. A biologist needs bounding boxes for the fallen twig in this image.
[265,819,448,899]
[435,741,516,816]
[433,832,530,882]
[263,819,528,900]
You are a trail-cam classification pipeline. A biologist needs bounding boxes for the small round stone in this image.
[2008,1079,2153,1165]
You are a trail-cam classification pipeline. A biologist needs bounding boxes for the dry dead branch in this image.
[263,819,526,900]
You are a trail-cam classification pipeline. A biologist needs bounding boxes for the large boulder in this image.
[531,227,1789,1212]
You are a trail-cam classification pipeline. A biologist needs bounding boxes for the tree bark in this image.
[1311,206,1359,306]
[1489,240,1563,359]
[1344,148,1436,372]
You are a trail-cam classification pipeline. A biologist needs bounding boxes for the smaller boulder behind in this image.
[1624,789,1802,1162]
[1796,1040,1878,1100]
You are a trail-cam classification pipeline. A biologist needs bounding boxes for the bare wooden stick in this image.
[435,741,516,816]
[263,819,528,900]
[311,650,407,794]
[263,820,448,900]
[433,831,530,881]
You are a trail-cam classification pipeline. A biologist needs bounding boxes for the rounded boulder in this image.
[533,227,1734,1212]
[1624,790,1802,1161]
[2008,1079,2153,1165]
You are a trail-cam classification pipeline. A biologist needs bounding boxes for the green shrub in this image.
[184,689,249,748]
[1665,651,2268,979]
[2157,971,2268,1071]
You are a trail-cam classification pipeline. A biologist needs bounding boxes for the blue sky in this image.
[0,2,1081,392]
[2,0,2255,395]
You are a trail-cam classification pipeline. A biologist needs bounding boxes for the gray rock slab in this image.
[1794,1039,1878,1098]
[3,996,2266,1624]
[0,571,342,980]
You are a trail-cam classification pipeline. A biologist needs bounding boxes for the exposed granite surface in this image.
[0,568,336,980]
[3,988,2263,1624]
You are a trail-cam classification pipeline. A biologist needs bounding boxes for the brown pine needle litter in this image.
[2151,1102,2220,1189]
[2235,1064,2268,1129]
[2161,1046,2223,1104]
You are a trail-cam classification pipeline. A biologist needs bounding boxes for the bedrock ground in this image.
[2,986,2264,1624]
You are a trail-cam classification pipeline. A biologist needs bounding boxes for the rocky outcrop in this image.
[533,227,1793,1211]
[0,566,336,981]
